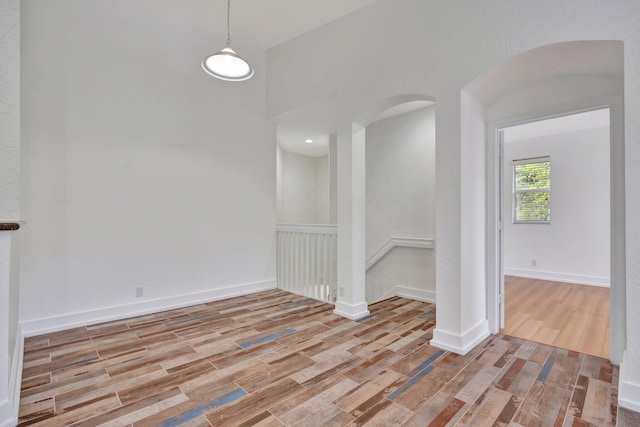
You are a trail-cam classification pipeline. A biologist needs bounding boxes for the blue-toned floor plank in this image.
[419,309,436,318]
[537,355,555,382]
[239,328,297,349]
[389,364,436,401]
[408,350,445,377]
[159,388,247,426]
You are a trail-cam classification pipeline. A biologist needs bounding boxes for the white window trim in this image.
[512,156,551,224]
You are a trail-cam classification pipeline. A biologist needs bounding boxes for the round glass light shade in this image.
[202,46,254,81]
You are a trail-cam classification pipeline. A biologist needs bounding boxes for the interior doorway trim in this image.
[486,101,625,364]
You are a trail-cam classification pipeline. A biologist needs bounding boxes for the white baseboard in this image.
[374,286,399,302]
[396,286,436,304]
[9,325,23,420]
[21,280,276,337]
[0,400,16,427]
[504,268,609,287]
[373,285,436,304]
[333,301,370,321]
[619,351,640,412]
[431,319,490,355]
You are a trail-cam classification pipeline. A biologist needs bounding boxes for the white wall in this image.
[365,107,435,302]
[277,149,329,224]
[0,0,19,221]
[329,133,338,223]
[0,0,20,424]
[0,234,10,424]
[504,126,610,286]
[20,0,275,332]
[316,155,330,224]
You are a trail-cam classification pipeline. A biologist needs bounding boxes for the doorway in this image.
[497,108,611,359]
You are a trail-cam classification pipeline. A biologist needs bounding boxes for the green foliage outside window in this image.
[513,161,550,222]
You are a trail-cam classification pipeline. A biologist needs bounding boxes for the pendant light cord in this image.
[226,0,231,46]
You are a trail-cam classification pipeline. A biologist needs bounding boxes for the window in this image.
[513,157,550,223]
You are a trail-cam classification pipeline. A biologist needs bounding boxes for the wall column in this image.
[431,94,490,355]
[619,41,640,413]
[334,124,369,320]
[0,0,20,425]
[0,232,9,425]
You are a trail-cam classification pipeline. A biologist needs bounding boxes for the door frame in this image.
[486,101,625,363]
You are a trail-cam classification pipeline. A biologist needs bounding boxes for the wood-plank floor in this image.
[19,290,619,426]
[501,276,610,359]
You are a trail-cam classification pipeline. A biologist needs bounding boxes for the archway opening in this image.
[461,40,624,363]
[499,108,611,359]
[360,98,436,305]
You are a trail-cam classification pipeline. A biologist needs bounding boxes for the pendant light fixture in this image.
[202,0,254,81]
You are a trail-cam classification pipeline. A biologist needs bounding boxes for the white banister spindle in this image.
[277,231,282,290]
[331,234,336,300]
[288,232,292,291]
[314,234,319,299]
[295,232,300,291]
[307,234,316,298]
[315,234,321,300]
[322,234,327,300]
[285,231,291,291]
[293,232,297,292]
[317,234,322,300]
[304,233,310,297]
[276,224,337,304]
[283,231,288,291]
[322,234,328,300]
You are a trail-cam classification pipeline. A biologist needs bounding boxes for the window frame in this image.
[512,157,551,224]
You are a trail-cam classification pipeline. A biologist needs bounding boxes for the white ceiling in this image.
[126,0,378,50]
[278,127,331,158]
[277,100,434,157]
[503,108,610,143]
[276,97,338,157]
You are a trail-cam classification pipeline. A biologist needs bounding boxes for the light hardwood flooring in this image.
[19,289,620,426]
[501,276,610,359]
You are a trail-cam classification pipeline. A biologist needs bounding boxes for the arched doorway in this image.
[461,40,624,363]
[357,97,437,304]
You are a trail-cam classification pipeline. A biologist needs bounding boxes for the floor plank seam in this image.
[510,342,542,424]
[565,352,587,425]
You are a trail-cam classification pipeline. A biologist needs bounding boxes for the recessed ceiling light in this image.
[305,139,313,144]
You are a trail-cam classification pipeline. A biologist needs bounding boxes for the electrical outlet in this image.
[531,259,537,267]
[136,287,144,297]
